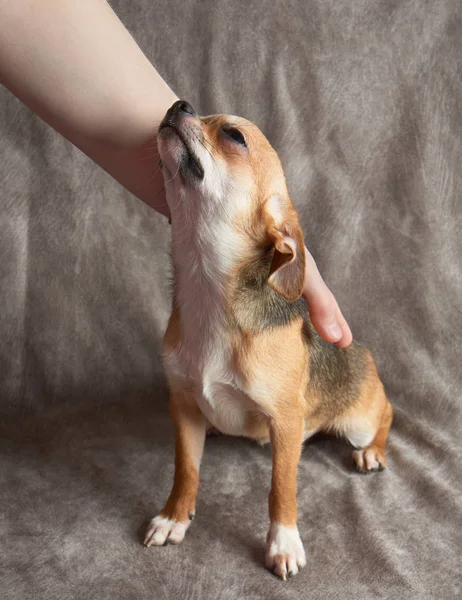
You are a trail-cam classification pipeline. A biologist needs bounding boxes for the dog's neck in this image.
[169,189,308,350]
[170,203,242,348]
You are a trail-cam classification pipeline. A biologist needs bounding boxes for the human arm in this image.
[0,0,177,216]
[0,0,352,346]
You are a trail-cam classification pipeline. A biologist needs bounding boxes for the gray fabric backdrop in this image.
[1,1,461,598]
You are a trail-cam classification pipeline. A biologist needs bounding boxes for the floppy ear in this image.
[265,195,306,302]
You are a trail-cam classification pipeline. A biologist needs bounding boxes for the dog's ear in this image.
[264,195,306,302]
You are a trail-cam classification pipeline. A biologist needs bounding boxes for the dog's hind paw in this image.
[353,446,386,473]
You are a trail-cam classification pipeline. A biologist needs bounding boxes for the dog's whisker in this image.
[137,151,162,162]
[187,129,219,168]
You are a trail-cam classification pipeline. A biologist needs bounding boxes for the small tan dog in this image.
[144,100,392,580]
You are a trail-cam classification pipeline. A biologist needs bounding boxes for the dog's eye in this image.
[222,126,247,147]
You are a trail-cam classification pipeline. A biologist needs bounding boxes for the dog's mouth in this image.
[158,121,204,180]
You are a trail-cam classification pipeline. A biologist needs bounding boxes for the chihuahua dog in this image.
[144,100,392,580]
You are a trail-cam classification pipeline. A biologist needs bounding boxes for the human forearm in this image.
[0,0,352,346]
[0,0,177,215]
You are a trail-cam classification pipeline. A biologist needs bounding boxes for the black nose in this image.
[160,100,197,132]
[172,100,195,115]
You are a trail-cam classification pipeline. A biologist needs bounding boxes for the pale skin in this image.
[0,0,352,347]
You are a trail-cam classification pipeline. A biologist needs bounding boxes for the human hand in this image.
[302,247,353,348]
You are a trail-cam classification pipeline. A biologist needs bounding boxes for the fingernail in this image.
[327,322,342,340]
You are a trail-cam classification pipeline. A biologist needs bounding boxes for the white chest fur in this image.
[165,205,255,436]
[164,334,253,436]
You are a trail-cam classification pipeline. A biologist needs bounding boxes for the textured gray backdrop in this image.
[1,1,461,599]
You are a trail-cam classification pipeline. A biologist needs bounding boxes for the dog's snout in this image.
[167,100,195,119]
[159,100,204,180]
[160,100,197,131]
[175,100,195,115]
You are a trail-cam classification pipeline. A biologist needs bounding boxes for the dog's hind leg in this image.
[334,379,393,473]
[351,394,392,472]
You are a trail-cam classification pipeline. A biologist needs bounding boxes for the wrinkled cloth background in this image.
[1,1,461,599]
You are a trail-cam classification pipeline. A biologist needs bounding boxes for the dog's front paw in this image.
[143,515,191,547]
[265,523,306,580]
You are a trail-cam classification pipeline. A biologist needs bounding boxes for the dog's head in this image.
[158,100,305,302]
